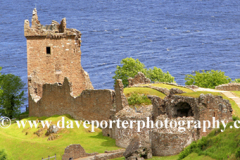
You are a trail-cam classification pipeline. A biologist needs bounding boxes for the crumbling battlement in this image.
[25,8,93,97]
[215,83,240,91]
[24,8,81,43]
[29,78,115,121]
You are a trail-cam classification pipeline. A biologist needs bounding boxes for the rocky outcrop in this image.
[128,72,151,87]
[45,125,59,136]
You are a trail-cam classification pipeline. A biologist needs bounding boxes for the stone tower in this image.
[24,8,94,99]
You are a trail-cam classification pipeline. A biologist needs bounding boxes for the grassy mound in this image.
[124,87,166,99]
[178,120,240,160]
[0,115,119,160]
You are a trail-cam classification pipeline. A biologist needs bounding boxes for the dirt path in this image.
[194,87,240,109]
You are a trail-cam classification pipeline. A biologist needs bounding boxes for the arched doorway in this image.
[174,102,193,118]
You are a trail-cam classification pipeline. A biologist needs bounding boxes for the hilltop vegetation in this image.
[113,58,175,87]
[185,70,231,89]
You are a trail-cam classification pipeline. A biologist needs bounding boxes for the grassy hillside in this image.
[178,120,240,160]
[0,115,119,160]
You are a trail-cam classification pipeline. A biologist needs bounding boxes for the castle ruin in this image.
[24,8,93,99]
[24,10,233,158]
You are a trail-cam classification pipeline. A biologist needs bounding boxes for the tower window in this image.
[46,47,51,54]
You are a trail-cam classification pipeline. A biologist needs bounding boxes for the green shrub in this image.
[185,70,231,89]
[113,58,175,87]
[146,67,175,83]
[178,141,197,160]
[127,92,151,105]
[235,148,240,158]
[232,78,240,83]
[178,137,209,160]
[232,115,240,121]
[0,150,7,160]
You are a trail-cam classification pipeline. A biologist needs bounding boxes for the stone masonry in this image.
[128,72,151,87]
[29,77,115,121]
[25,8,93,99]
[62,144,124,160]
[115,79,129,112]
[103,93,233,156]
[215,83,240,91]
[62,144,98,160]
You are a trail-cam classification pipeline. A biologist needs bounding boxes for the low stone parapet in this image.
[215,83,240,91]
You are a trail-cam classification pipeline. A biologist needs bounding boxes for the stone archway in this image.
[174,102,193,118]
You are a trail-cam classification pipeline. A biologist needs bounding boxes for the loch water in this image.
[0,0,240,111]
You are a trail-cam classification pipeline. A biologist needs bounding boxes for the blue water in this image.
[0,0,240,112]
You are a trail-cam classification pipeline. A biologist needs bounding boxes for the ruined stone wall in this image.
[103,93,232,156]
[62,144,124,160]
[62,144,98,160]
[215,83,240,91]
[111,106,153,148]
[198,94,233,137]
[150,115,197,156]
[154,94,233,137]
[115,79,128,112]
[29,78,115,121]
[26,36,93,97]
[128,72,151,87]
[25,8,93,97]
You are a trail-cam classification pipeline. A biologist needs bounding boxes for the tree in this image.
[232,78,240,83]
[113,58,147,87]
[146,67,175,83]
[185,70,231,89]
[113,57,175,87]
[0,74,26,119]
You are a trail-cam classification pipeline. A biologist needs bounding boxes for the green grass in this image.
[182,153,215,160]
[127,92,152,106]
[140,83,194,93]
[232,91,240,98]
[178,121,240,160]
[0,115,120,160]
[124,87,166,99]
